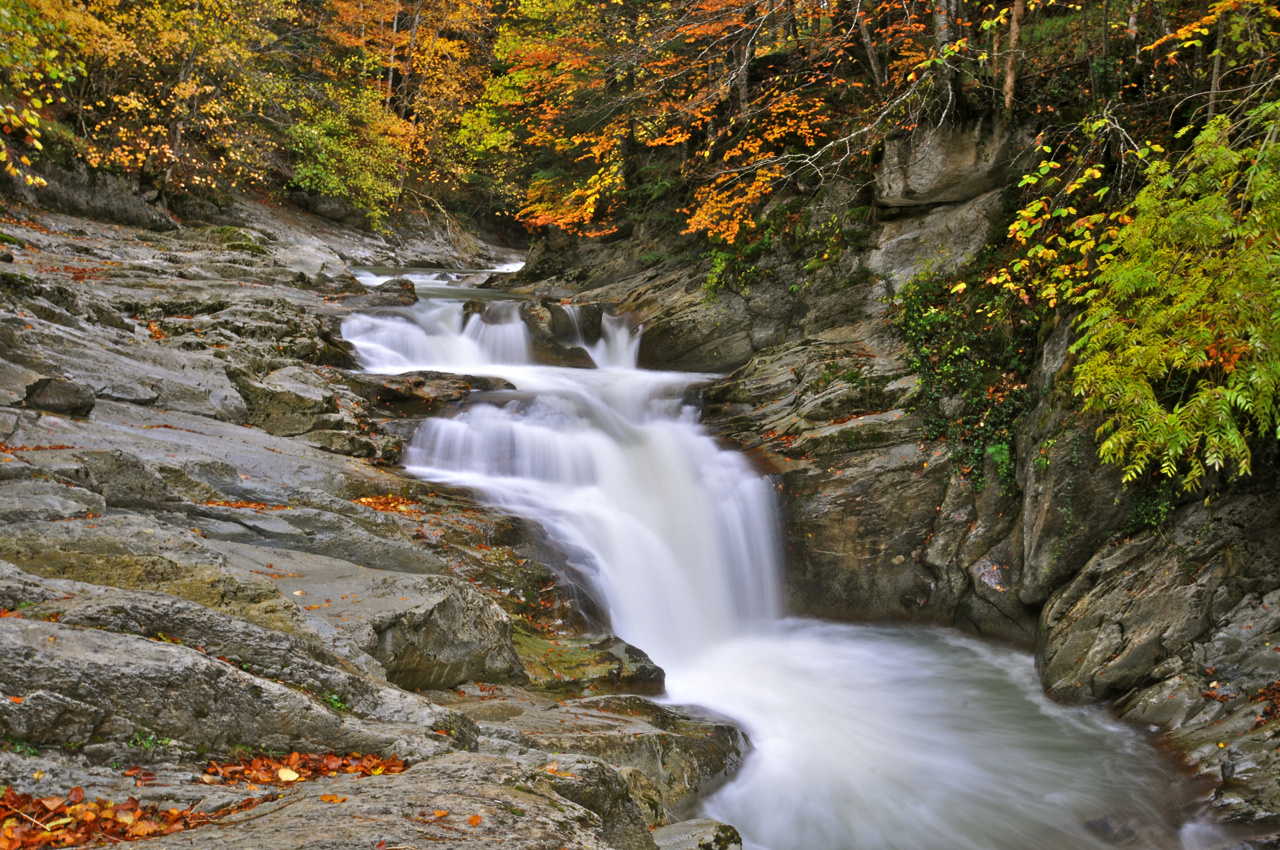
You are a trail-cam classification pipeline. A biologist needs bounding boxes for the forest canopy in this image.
[2,0,1279,485]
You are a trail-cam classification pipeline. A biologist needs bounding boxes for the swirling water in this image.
[342,292,1224,850]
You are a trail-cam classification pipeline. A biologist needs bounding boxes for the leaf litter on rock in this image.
[0,785,268,849]
[202,752,408,787]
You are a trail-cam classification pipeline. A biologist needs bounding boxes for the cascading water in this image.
[343,290,1227,850]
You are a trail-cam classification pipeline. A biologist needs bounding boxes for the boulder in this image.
[289,192,371,229]
[236,365,339,436]
[24,376,95,416]
[360,575,528,691]
[652,819,743,850]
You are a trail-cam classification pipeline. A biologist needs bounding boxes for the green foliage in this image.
[897,257,1041,484]
[321,691,348,712]
[1124,476,1178,533]
[0,0,81,184]
[288,85,407,229]
[128,730,170,750]
[1073,103,1280,490]
[3,735,39,756]
[986,442,1016,482]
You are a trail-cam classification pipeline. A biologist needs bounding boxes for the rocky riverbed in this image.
[0,190,743,850]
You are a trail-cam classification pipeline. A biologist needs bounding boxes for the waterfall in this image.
[343,295,1224,850]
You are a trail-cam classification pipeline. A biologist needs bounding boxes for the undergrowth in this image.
[895,250,1042,487]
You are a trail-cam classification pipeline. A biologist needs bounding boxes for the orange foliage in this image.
[0,785,266,849]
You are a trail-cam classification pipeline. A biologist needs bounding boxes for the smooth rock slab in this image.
[0,479,106,523]
[0,618,458,760]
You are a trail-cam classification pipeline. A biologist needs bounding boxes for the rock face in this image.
[0,195,739,849]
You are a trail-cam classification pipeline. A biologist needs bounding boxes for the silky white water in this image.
[343,295,1224,850]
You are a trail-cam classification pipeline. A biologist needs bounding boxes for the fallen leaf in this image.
[277,768,300,782]
[8,695,21,704]
[433,810,448,818]
[468,814,482,826]
[292,590,307,596]
[319,795,347,803]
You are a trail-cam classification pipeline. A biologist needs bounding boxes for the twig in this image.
[215,796,300,827]
[0,806,49,831]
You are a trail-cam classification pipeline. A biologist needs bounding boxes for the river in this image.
[342,276,1225,850]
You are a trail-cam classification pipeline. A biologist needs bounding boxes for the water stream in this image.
[342,276,1224,850]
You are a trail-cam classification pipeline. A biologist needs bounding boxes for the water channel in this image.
[342,271,1225,850]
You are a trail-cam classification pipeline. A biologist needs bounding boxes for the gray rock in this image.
[360,575,528,690]
[652,819,743,850]
[291,192,371,229]
[0,514,305,635]
[0,479,106,523]
[138,753,645,850]
[0,618,457,759]
[8,163,178,231]
[1,252,13,263]
[0,561,480,742]
[24,375,95,416]
[877,119,1030,208]
[334,368,514,416]
[865,188,1006,287]
[237,364,338,436]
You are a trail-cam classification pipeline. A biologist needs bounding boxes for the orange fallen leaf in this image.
[8,695,21,704]
[319,795,347,804]
[468,814,482,827]
[433,810,449,818]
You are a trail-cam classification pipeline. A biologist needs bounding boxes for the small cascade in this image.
[342,291,1226,850]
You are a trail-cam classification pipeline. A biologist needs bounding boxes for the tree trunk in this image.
[1208,13,1224,118]
[860,10,884,88]
[1003,0,1026,112]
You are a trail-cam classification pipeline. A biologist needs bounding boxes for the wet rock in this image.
[519,300,595,368]
[23,376,95,416]
[512,631,665,696]
[338,276,418,308]
[450,687,743,821]
[333,368,515,416]
[652,819,743,850]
